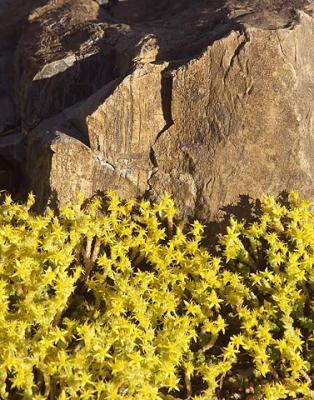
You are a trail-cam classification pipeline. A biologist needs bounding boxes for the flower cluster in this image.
[0,191,313,399]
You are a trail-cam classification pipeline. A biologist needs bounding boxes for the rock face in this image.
[150,10,314,219]
[16,0,116,129]
[1,0,314,220]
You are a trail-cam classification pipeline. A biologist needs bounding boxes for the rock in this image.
[22,0,237,208]
[26,118,141,211]
[150,9,314,219]
[0,0,47,51]
[12,0,314,220]
[26,60,167,209]
[16,0,238,130]
[16,0,118,130]
[0,51,18,133]
[86,62,167,193]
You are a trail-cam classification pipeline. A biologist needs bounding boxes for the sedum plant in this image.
[0,191,313,399]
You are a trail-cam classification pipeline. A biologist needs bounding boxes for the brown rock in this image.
[86,62,167,194]
[27,127,140,210]
[150,10,314,219]
[16,0,117,129]
[26,61,167,209]
[20,0,314,220]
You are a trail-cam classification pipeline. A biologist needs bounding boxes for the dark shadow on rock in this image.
[0,0,48,201]
[0,0,48,51]
[221,194,262,223]
[20,44,118,133]
[25,130,55,213]
[201,190,297,256]
[202,194,262,252]
[98,0,235,63]
[0,155,18,197]
[59,74,126,146]
[97,0,311,64]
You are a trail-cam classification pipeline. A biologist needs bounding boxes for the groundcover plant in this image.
[0,191,313,399]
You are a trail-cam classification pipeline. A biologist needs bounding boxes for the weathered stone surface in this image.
[26,117,141,211]
[26,60,167,208]
[150,10,314,219]
[86,62,167,193]
[4,0,314,220]
[16,0,117,129]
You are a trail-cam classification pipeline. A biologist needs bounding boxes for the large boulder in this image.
[11,0,314,219]
[150,9,314,219]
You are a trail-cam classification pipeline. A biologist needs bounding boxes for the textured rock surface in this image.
[150,10,314,219]
[27,127,140,210]
[86,62,167,193]
[1,0,314,219]
[25,62,166,209]
[16,0,116,129]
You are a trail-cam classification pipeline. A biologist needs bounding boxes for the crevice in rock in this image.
[148,147,158,171]
[25,131,55,212]
[150,69,174,164]
[145,67,174,198]
[159,69,174,141]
